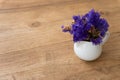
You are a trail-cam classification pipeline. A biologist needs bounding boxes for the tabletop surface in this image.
[0,0,120,80]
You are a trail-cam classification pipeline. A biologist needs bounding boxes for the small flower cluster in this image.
[61,9,109,45]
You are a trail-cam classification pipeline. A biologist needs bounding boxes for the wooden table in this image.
[0,0,120,80]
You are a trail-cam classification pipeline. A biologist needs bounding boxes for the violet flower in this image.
[62,9,109,45]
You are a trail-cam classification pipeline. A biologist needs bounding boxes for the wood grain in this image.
[0,0,120,80]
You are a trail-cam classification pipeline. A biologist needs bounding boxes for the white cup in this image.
[74,31,110,61]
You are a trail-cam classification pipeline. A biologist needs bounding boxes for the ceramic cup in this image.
[74,31,110,61]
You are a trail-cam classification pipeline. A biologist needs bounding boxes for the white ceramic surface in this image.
[74,31,110,61]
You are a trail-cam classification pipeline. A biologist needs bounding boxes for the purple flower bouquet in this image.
[61,9,110,61]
